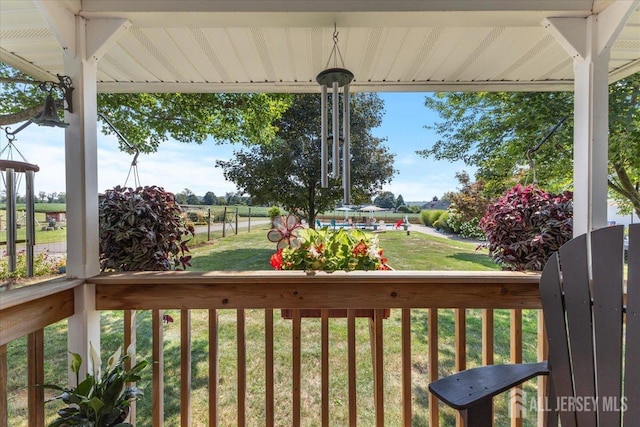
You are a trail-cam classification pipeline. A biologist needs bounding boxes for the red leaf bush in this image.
[479,184,573,271]
[99,185,194,271]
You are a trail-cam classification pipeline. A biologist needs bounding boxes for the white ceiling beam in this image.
[541,1,638,61]
[596,0,639,54]
[82,0,595,13]
[542,17,587,60]
[34,0,77,56]
[0,48,58,81]
[86,18,131,61]
[95,79,576,94]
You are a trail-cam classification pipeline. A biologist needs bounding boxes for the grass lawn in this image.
[7,227,543,426]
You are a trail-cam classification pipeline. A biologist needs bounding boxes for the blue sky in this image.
[2,92,472,202]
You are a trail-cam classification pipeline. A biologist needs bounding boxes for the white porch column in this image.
[543,2,638,236]
[64,14,102,383]
[35,0,130,382]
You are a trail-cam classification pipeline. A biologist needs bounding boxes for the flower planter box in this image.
[280,308,390,319]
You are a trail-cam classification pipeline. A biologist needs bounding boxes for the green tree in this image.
[445,171,490,223]
[395,194,405,210]
[0,63,291,154]
[373,191,396,209]
[418,72,640,217]
[175,188,194,205]
[186,194,200,205]
[202,191,217,206]
[217,93,396,227]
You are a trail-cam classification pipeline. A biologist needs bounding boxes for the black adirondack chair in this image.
[429,224,639,427]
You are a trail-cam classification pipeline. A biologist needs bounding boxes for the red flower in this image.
[352,240,368,256]
[270,249,284,270]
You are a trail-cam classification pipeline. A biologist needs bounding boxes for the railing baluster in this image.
[428,309,439,427]
[348,309,357,426]
[483,309,494,366]
[292,309,302,427]
[401,308,411,426]
[373,309,384,427]
[455,309,466,427]
[209,309,219,427]
[181,309,192,426]
[0,344,7,427]
[27,329,44,427]
[237,309,246,427]
[321,309,329,427]
[152,309,164,426]
[265,309,275,427]
[455,309,466,372]
[124,310,137,423]
[510,308,523,427]
[537,310,548,427]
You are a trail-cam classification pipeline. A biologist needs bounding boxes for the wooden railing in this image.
[0,278,82,427]
[1,271,543,426]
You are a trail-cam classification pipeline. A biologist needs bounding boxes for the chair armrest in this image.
[429,361,549,410]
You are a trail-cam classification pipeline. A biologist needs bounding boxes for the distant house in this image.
[421,200,451,210]
[607,201,639,226]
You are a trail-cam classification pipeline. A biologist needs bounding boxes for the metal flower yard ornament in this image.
[267,214,304,249]
[270,227,389,272]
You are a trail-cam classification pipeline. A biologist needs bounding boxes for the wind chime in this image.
[1,75,72,276]
[317,24,354,204]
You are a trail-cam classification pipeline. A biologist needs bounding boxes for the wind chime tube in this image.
[321,84,328,188]
[343,83,351,204]
[25,170,35,277]
[6,168,16,272]
[332,81,340,178]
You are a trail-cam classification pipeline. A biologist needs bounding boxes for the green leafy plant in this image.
[0,250,64,281]
[479,184,573,271]
[98,185,194,271]
[268,206,281,223]
[42,345,147,427]
[270,227,389,272]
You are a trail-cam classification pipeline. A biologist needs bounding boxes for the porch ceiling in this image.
[1,0,639,93]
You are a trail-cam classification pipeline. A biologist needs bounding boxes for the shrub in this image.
[432,212,452,232]
[0,250,64,281]
[420,210,430,226]
[458,217,486,240]
[396,205,411,213]
[479,184,573,271]
[268,206,281,222]
[99,185,194,271]
[420,209,446,226]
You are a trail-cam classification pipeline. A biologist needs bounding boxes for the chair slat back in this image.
[540,253,577,427]
[540,224,636,426]
[591,226,624,426]
[624,223,640,425]
[558,233,597,427]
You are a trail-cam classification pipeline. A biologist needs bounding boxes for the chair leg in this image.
[460,398,492,427]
